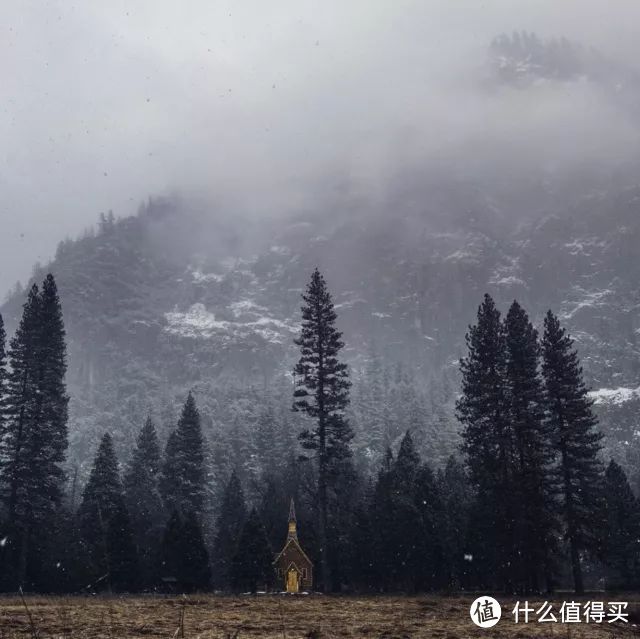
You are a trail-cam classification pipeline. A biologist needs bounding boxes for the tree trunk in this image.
[562,446,584,595]
[317,451,331,592]
[17,525,29,589]
[317,318,331,593]
[570,536,584,594]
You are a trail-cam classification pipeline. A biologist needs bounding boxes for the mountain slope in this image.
[4,179,640,488]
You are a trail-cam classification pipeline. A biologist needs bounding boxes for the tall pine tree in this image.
[230,508,274,593]
[293,268,352,591]
[160,392,206,516]
[456,294,513,589]
[211,470,247,589]
[0,275,69,588]
[78,433,137,592]
[541,310,603,594]
[504,300,555,592]
[124,416,163,586]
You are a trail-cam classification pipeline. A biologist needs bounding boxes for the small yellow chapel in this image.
[273,499,313,592]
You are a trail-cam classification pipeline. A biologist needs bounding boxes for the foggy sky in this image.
[2,0,640,299]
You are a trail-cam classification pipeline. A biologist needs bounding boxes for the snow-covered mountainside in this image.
[3,177,640,482]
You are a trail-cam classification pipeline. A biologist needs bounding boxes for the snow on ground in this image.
[165,304,230,337]
[445,249,477,263]
[229,299,269,317]
[490,275,526,286]
[489,257,526,287]
[164,302,298,343]
[269,245,291,255]
[588,386,640,405]
[191,269,225,284]
[560,287,613,320]
[563,237,607,256]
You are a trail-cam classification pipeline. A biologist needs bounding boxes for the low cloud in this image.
[2,0,640,296]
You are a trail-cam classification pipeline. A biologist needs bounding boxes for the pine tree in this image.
[0,285,41,588]
[293,268,353,591]
[389,432,422,591]
[124,416,163,586]
[0,276,69,588]
[541,310,604,594]
[78,433,137,591]
[230,508,274,593]
[211,471,247,589]
[369,434,423,591]
[160,392,206,516]
[369,448,395,591]
[456,293,513,590]
[35,275,69,482]
[602,460,640,590]
[504,301,555,592]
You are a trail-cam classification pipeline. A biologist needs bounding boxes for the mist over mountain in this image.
[4,15,640,495]
[4,134,640,493]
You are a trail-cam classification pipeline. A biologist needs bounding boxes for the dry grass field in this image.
[0,594,637,639]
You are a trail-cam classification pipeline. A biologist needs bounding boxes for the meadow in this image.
[0,594,637,639]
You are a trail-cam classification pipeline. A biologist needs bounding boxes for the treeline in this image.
[0,272,639,594]
[457,296,623,594]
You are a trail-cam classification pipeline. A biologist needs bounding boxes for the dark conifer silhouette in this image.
[211,470,247,589]
[293,268,352,591]
[230,508,274,593]
[602,460,640,590]
[0,275,69,588]
[124,416,163,586]
[78,433,137,591]
[456,293,512,589]
[160,392,205,516]
[542,310,604,594]
[504,300,555,592]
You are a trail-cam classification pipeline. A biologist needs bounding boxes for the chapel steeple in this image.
[287,498,298,541]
